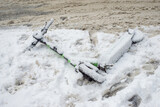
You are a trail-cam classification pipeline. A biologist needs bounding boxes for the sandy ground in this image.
[0,0,160,34]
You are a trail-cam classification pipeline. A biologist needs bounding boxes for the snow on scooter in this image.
[26,19,144,83]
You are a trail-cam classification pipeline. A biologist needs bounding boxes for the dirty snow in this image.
[0,27,160,107]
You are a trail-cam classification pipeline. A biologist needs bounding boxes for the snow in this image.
[43,29,98,65]
[131,29,144,43]
[98,31,134,67]
[0,26,160,107]
[33,19,53,40]
[77,63,105,83]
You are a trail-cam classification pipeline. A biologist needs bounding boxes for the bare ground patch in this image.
[0,0,160,33]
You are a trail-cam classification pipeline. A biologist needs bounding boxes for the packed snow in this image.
[0,26,160,107]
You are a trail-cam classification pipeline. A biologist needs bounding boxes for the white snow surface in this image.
[0,27,160,107]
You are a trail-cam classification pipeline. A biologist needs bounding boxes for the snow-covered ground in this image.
[0,26,160,107]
